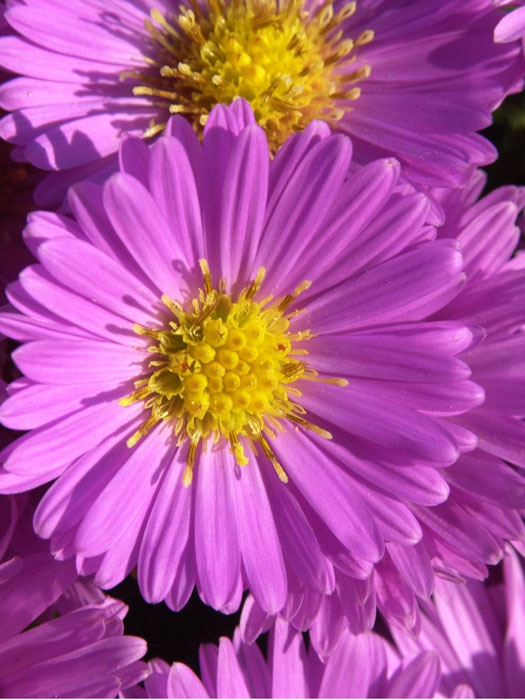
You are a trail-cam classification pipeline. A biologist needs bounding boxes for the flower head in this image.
[128,617,441,699]
[131,0,368,150]
[0,493,148,698]
[392,548,525,698]
[0,102,486,618]
[0,0,521,202]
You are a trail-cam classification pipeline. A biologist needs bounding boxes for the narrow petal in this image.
[74,425,170,556]
[495,5,525,42]
[167,664,210,699]
[0,381,113,430]
[319,631,388,698]
[306,240,464,333]
[272,431,384,563]
[503,549,525,697]
[37,236,161,325]
[149,136,204,264]
[3,400,138,479]
[234,459,287,614]
[257,135,352,287]
[262,467,335,594]
[219,126,269,287]
[12,338,145,385]
[216,638,250,699]
[386,652,441,698]
[195,446,242,613]
[388,541,435,599]
[103,173,189,299]
[299,383,460,466]
[269,619,308,698]
[138,448,192,603]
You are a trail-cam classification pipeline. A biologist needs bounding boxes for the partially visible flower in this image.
[126,618,441,699]
[0,492,148,698]
[239,170,525,658]
[494,1,525,44]
[431,173,525,555]
[391,548,525,698]
[0,580,148,698]
[0,102,485,619]
[0,0,522,203]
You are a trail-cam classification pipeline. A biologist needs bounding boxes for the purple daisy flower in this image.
[392,548,525,698]
[0,0,522,203]
[239,169,525,658]
[0,580,148,697]
[0,493,148,698]
[127,618,442,698]
[0,102,486,617]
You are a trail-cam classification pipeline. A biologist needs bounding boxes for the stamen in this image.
[183,441,199,486]
[258,434,289,483]
[124,0,373,149]
[276,280,312,312]
[123,259,345,485]
[199,258,213,294]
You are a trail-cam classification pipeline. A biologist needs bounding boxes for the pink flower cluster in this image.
[0,0,524,697]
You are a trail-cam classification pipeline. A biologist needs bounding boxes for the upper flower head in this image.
[131,0,370,150]
[0,0,522,202]
[0,102,493,621]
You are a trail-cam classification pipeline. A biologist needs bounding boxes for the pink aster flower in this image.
[239,169,525,658]
[392,548,525,698]
[0,102,487,617]
[0,579,148,697]
[0,0,522,204]
[0,492,148,698]
[126,618,441,699]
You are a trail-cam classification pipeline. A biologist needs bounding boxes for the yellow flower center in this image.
[128,0,373,149]
[122,260,346,485]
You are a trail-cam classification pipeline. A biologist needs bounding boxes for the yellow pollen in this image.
[127,0,373,149]
[122,261,345,484]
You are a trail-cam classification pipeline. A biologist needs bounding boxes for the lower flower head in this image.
[0,494,148,698]
[392,548,525,699]
[0,102,486,618]
[129,610,441,698]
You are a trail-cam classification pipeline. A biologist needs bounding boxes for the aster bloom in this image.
[0,494,148,698]
[238,169,525,658]
[0,582,148,698]
[0,0,522,203]
[126,618,441,699]
[430,172,525,557]
[391,548,525,698]
[0,101,486,617]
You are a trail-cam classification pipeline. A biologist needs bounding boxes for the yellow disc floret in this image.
[122,260,347,486]
[126,0,373,149]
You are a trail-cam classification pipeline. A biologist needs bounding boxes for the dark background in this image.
[1,91,525,674]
